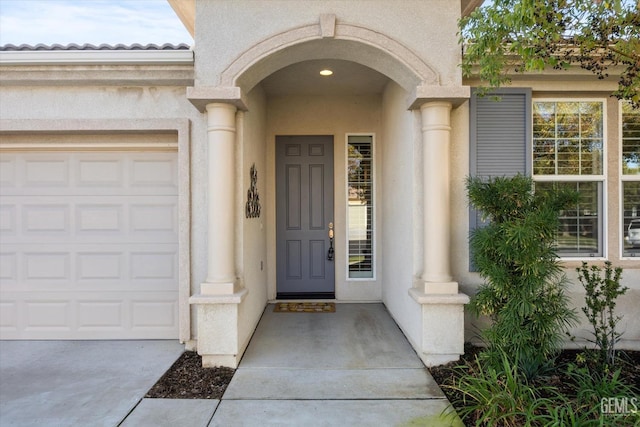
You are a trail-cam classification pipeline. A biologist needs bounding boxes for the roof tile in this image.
[0,43,191,51]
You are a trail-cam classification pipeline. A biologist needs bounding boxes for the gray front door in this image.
[276,135,335,298]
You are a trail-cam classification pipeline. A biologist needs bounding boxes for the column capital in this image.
[420,102,452,132]
[206,103,238,133]
[187,86,248,112]
[408,84,470,110]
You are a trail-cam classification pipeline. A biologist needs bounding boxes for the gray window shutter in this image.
[469,88,532,271]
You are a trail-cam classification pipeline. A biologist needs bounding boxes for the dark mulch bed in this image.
[429,344,640,427]
[145,351,235,399]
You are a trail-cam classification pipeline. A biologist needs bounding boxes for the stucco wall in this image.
[237,85,269,352]
[380,81,423,349]
[194,0,461,88]
[0,86,192,121]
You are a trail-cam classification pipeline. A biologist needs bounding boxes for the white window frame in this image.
[532,98,607,260]
[620,100,640,259]
[345,133,376,281]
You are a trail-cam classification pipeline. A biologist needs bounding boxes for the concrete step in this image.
[210,399,463,427]
[223,367,445,400]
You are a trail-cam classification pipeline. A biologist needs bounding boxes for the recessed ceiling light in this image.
[319,69,333,76]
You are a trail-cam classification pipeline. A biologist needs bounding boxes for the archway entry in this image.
[188,16,470,368]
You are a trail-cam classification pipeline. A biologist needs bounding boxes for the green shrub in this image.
[447,351,556,426]
[563,363,640,426]
[576,261,628,369]
[567,364,635,405]
[452,358,543,426]
[467,175,578,377]
[448,355,639,426]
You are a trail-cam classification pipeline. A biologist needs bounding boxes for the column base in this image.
[189,289,248,368]
[202,354,242,368]
[409,288,470,367]
[200,280,240,295]
[421,280,458,294]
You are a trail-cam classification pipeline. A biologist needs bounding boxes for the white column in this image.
[201,102,238,294]
[420,102,458,294]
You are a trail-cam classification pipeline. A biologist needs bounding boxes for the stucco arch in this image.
[220,16,440,94]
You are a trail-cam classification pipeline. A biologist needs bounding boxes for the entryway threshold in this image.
[268,299,383,303]
[275,292,335,300]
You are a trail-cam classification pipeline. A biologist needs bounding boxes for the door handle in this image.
[327,222,334,261]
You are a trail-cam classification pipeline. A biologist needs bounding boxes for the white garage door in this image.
[0,150,179,339]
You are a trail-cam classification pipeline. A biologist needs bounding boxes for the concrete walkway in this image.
[125,303,462,426]
[0,304,462,426]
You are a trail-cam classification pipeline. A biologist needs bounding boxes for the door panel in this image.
[276,136,334,297]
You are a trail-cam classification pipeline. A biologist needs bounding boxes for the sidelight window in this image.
[347,135,374,279]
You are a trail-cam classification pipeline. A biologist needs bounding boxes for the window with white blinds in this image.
[347,135,374,279]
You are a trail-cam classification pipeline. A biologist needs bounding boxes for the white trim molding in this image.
[0,49,194,66]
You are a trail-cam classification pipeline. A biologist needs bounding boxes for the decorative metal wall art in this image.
[245,163,261,218]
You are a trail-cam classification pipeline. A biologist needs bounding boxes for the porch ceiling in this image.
[259,59,390,96]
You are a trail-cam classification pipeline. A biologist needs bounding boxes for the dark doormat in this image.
[274,302,336,313]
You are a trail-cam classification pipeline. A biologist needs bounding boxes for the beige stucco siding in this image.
[237,85,269,354]
[0,86,191,120]
[380,80,423,347]
[194,0,462,88]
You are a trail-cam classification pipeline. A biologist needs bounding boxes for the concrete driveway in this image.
[0,340,183,427]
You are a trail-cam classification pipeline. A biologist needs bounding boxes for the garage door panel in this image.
[25,252,71,281]
[130,250,177,280]
[25,300,72,331]
[0,301,18,331]
[132,300,177,328]
[130,203,177,234]
[0,150,179,340]
[23,204,70,234]
[1,291,178,339]
[1,244,177,290]
[0,204,16,234]
[0,252,18,281]
[1,197,177,244]
[77,252,123,281]
[1,152,178,196]
[24,158,70,187]
[77,204,123,233]
[78,158,123,187]
[0,157,16,187]
[3,187,177,197]
[77,300,125,330]
[130,158,176,188]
